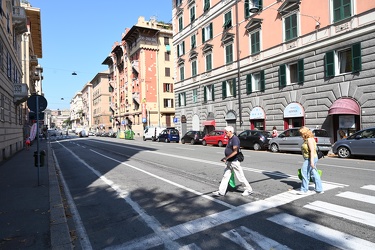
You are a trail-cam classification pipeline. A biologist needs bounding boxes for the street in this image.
[50,135,375,249]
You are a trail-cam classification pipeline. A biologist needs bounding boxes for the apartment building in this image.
[91,71,111,132]
[173,0,375,142]
[103,16,174,137]
[81,81,93,130]
[0,0,41,161]
[70,92,83,132]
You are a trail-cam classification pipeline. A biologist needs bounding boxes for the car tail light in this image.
[314,138,318,143]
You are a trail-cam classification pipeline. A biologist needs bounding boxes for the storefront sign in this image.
[142,103,147,123]
[250,107,265,119]
[284,103,304,118]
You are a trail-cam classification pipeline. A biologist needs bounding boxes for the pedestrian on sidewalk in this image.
[25,137,31,150]
[212,126,253,197]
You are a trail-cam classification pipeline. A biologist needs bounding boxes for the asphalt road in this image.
[50,135,375,249]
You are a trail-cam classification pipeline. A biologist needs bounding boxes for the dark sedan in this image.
[238,130,272,150]
[181,131,205,145]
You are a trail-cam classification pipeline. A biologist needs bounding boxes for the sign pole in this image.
[36,95,40,186]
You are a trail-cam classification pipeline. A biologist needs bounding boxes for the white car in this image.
[143,126,165,141]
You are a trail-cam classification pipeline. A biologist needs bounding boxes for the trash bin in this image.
[118,130,125,139]
[34,150,46,167]
[125,130,134,140]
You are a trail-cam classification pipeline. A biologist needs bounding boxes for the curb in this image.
[47,141,73,249]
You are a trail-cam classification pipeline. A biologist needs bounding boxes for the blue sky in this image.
[30,0,172,110]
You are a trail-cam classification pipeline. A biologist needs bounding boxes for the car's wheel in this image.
[253,143,261,151]
[218,141,223,147]
[143,136,146,141]
[165,138,169,143]
[337,146,351,158]
[270,143,279,152]
[190,139,195,145]
[202,140,207,146]
[181,139,185,144]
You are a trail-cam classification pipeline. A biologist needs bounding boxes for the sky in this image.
[29,0,172,110]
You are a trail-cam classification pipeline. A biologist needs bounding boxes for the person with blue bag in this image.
[297,127,324,195]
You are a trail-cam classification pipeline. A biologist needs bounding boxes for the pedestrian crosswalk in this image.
[221,184,375,249]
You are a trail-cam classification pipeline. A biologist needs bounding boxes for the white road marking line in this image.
[337,191,375,205]
[362,185,375,191]
[222,226,292,250]
[268,213,375,250]
[304,201,375,227]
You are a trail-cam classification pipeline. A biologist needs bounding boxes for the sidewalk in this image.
[0,139,72,249]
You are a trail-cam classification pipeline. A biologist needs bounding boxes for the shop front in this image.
[249,107,266,130]
[283,103,305,129]
[203,112,215,134]
[328,98,360,142]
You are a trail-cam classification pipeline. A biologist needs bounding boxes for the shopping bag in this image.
[229,172,236,188]
[297,168,322,182]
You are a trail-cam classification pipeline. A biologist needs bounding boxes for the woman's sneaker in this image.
[242,190,253,196]
[212,191,224,196]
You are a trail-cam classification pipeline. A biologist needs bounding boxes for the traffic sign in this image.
[27,94,48,112]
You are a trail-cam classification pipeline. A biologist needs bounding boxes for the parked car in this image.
[332,127,375,158]
[158,128,180,143]
[238,130,272,150]
[268,128,332,154]
[79,130,89,137]
[202,130,228,147]
[143,126,165,141]
[181,131,205,145]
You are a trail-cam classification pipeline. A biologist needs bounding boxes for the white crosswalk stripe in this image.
[336,191,375,205]
[362,185,375,191]
[267,213,375,250]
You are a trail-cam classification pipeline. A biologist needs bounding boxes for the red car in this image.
[202,130,228,147]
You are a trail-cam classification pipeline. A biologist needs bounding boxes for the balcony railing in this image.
[13,6,27,34]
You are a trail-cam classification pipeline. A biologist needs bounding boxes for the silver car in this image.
[269,128,332,154]
[332,127,375,158]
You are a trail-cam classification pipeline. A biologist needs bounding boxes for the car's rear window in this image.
[170,129,179,135]
[313,130,329,137]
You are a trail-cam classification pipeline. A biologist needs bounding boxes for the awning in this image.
[328,98,360,115]
[203,120,216,126]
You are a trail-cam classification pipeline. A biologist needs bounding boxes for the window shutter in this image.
[171,84,173,92]
[297,59,304,84]
[279,64,286,87]
[212,84,215,101]
[182,41,185,55]
[163,83,166,92]
[246,74,252,94]
[209,23,213,39]
[233,78,236,98]
[178,94,181,107]
[222,81,226,99]
[177,44,180,57]
[204,86,207,103]
[202,27,205,43]
[184,93,187,106]
[352,43,361,73]
[260,70,265,91]
[244,0,249,18]
[325,51,335,77]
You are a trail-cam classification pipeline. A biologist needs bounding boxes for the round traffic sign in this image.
[27,94,48,112]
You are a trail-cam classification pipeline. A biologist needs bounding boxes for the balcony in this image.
[13,6,27,34]
[131,60,139,73]
[30,55,38,66]
[13,83,28,105]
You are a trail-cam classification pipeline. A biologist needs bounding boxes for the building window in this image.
[192,88,198,103]
[164,37,170,45]
[284,13,297,41]
[203,0,210,12]
[164,99,174,108]
[202,23,213,43]
[205,53,212,71]
[279,60,304,86]
[204,84,215,103]
[246,71,265,94]
[223,11,232,30]
[190,5,196,22]
[225,43,233,64]
[178,16,183,32]
[164,83,173,93]
[250,30,260,55]
[179,65,185,81]
[178,92,186,107]
[191,60,197,77]
[191,34,196,49]
[325,43,361,77]
[165,67,170,77]
[333,0,351,23]
[177,41,185,57]
[176,0,182,7]
[222,79,236,99]
[165,52,170,61]
[245,0,263,18]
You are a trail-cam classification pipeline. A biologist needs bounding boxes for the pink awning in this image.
[203,120,216,126]
[329,98,360,115]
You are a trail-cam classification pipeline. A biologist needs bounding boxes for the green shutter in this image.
[244,0,249,18]
[212,84,215,101]
[177,44,180,57]
[209,23,213,39]
[246,74,252,94]
[182,41,185,55]
[297,59,304,84]
[260,70,265,92]
[202,27,205,43]
[325,51,335,77]
[352,43,361,73]
[178,94,181,107]
[233,78,236,98]
[204,86,207,103]
[222,81,226,99]
[184,93,187,106]
[279,64,286,87]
